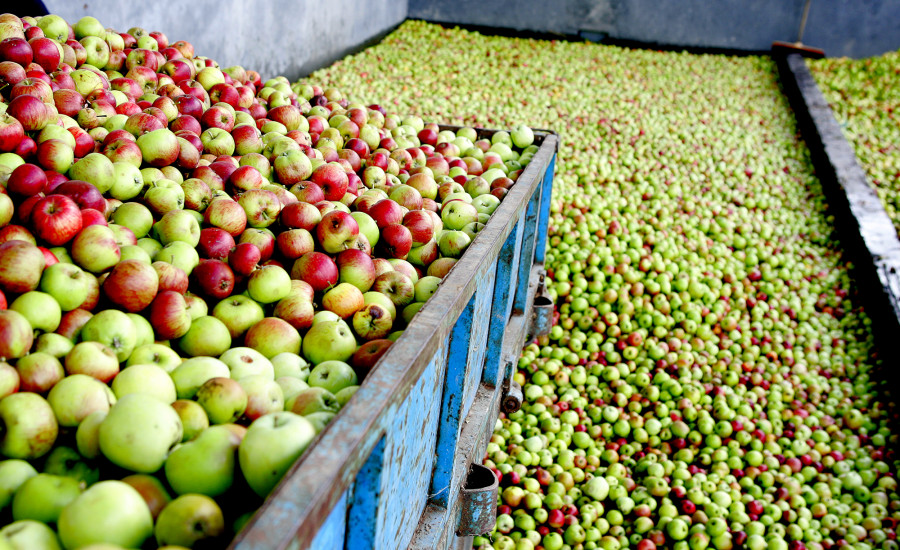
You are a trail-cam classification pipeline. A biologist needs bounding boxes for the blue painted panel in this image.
[513,184,541,314]
[534,155,556,263]
[505,213,525,319]
[310,489,348,550]
[345,436,386,550]
[483,210,524,387]
[429,296,475,508]
[375,342,445,550]
[462,269,495,421]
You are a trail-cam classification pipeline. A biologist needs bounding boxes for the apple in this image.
[0,459,38,511]
[101,258,159,312]
[0,519,63,549]
[307,359,359,396]
[290,181,326,204]
[155,240,200,275]
[291,251,338,292]
[0,112,25,153]
[288,386,340,416]
[70,224,120,274]
[0,240,44,295]
[136,127,179,167]
[280,201,322,232]
[121,474,171,521]
[272,352,311,381]
[212,293,265,339]
[273,293,316,332]
[57,480,153,549]
[204,197,247,236]
[146,292,190,343]
[125,343,181,374]
[63,341,119,384]
[178,315,232,357]
[7,163,46,196]
[350,338,393,380]
[111,364,177,404]
[352,302,394,341]
[0,392,58,459]
[438,229,472,258]
[152,260,189,293]
[379,223,413,259]
[238,188,281,228]
[34,332,73,358]
[273,148,313,185]
[238,411,316,497]
[192,259,235,300]
[200,127,235,156]
[11,473,81,524]
[302,320,358,365]
[195,377,247,425]
[368,198,404,229]
[98,393,182,473]
[171,399,209,442]
[162,451,234,528]
[372,270,415,309]
[9,290,59,334]
[244,317,302,358]
[321,282,365,319]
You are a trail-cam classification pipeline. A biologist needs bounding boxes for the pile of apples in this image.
[309,21,900,550]
[809,51,900,234]
[0,12,537,549]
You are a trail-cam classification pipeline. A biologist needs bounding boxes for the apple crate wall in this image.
[230,129,558,550]
[43,0,408,81]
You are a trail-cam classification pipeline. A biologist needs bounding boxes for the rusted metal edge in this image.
[408,261,546,548]
[232,132,558,550]
[775,53,900,358]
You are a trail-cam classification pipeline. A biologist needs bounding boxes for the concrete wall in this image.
[409,0,900,59]
[44,0,408,81]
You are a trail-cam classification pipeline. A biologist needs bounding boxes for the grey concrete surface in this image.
[43,0,408,80]
[409,0,899,58]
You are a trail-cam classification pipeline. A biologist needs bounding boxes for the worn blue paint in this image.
[374,345,444,549]
[513,188,540,313]
[429,295,475,508]
[534,155,556,263]
[345,436,386,550]
[310,490,348,550]
[461,270,495,421]
[482,222,521,387]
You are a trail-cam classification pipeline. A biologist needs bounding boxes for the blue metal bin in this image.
[231,127,558,550]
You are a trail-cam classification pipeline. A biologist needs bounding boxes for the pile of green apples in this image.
[0,12,535,549]
[809,51,900,234]
[309,21,900,550]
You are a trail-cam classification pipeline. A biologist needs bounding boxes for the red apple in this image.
[290,251,338,293]
[192,259,235,300]
[30,194,82,246]
[102,258,159,312]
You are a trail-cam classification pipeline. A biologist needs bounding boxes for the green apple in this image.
[153,209,201,247]
[276,376,309,405]
[154,494,225,548]
[335,385,360,407]
[43,445,100,487]
[414,275,442,302]
[0,519,62,550]
[170,356,230,399]
[301,320,358,365]
[74,410,106,460]
[127,313,155,347]
[247,264,291,304]
[219,346,274,380]
[238,374,285,420]
[212,294,266,339]
[68,152,116,194]
[179,316,232,357]
[155,240,200,275]
[98,394,183,473]
[271,352,311,380]
[363,290,397,320]
[196,377,247,424]
[79,309,137,362]
[164,425,241,497]
[0,392,58,459]
[238,411,316,497]
[351,211,379,246]
[126,343,182,373]
[111,364,177,403]
[304,411,336,434]
[111,202,154,238]
[171,399,209,442]
[73,15,106,39]
[10,291,61,333]
[109,161,145,201]
[12,474,82,524]
[39,263,90,311]
[35,333,74,358]
[0,460,38,510]
[57,480,153,549]
[37,14,70,41]
[307,360,358,395]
